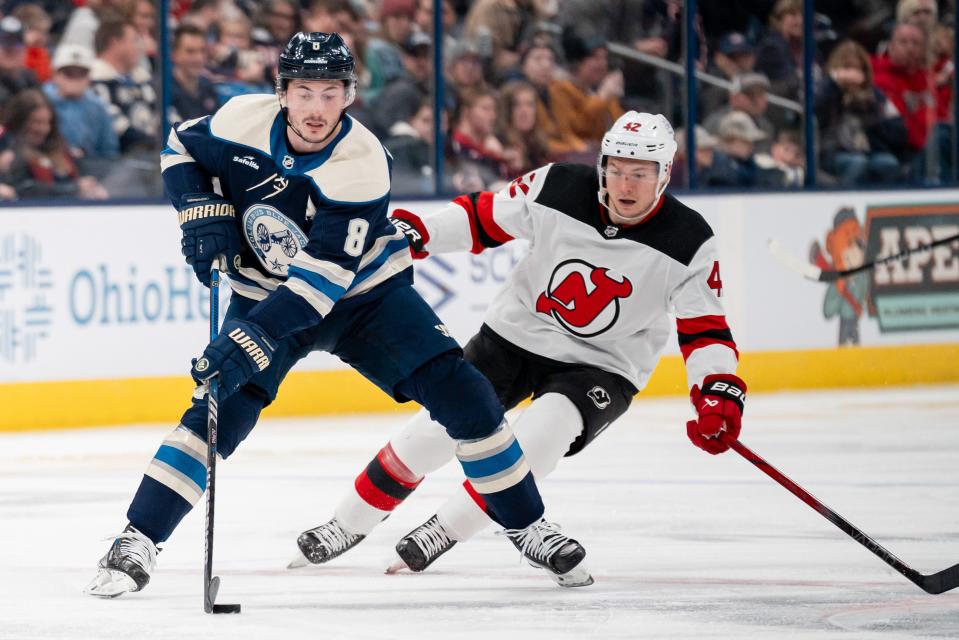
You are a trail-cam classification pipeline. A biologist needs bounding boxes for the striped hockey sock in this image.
[336,443,423,535]
[455,421,543,529]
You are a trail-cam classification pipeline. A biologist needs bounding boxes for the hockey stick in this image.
[724,435,959,594]
[768,232,959,282]
[204,258,242,614]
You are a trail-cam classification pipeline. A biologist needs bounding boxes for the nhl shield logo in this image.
[282,154,295,169]
[243,204,308,276]
[587,386,611,410]
[535,259,633,337]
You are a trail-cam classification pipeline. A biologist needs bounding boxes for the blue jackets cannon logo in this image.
[243,204,308,276]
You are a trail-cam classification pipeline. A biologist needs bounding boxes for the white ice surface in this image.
[1,385,958,639]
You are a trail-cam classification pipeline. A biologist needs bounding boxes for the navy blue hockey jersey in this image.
[160,94,412,337]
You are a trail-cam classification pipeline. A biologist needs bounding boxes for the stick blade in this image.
[768,238,825,281]
[920,562,959,595]
[204,575,220,613]
[212,603,242,614]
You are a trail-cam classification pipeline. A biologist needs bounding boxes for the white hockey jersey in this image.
[398,163,738,392]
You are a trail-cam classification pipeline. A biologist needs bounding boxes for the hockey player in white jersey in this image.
[287,111,746,584]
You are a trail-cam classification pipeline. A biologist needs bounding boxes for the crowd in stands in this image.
[0,0,952,200]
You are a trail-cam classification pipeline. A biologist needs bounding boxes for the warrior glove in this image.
[191,319,276,398]
[178,193,242,287]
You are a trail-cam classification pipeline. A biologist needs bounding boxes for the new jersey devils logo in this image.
[535,259,633,337]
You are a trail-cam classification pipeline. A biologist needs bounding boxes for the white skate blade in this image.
[384,554,411,575]
[83,568,138,598]
[287,546,311,569]
[550,562,594,588]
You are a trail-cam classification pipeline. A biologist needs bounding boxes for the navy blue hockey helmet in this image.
[276,32,356,99]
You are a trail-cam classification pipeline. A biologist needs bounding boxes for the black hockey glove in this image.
[178,193,242,287]
[390,209,429,259]
[191,319,276,398]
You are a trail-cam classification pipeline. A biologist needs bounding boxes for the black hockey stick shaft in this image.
[724,435,959,594]
[203,259,241,614]
[819,231,959,282]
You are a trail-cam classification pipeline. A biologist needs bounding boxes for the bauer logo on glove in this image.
[687,373,747,455]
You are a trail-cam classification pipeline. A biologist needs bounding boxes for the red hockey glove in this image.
[390,208,430,259]
[687,373,746,455]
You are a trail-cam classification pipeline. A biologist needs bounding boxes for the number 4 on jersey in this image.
[707,261,723,297]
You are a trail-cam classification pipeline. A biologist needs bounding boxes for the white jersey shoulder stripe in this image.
[308,116,390,203]
[209,94,279,156]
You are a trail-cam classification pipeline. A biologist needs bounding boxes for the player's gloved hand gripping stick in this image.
[178,193,244,287]
[687,374,746,455]
[202,258,242,614]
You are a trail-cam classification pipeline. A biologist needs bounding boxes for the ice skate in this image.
[503,518,593,587]
[83,525,158,598]
[386,515,457,574]
[288,517,365,568]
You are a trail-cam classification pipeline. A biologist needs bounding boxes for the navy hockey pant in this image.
[126,284,543,543]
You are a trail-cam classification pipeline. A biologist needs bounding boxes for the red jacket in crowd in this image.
[871,52,935,151]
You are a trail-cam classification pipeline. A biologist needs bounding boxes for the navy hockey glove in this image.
[191,319,276,398]
[178,193,242,287]
[390,209,430,259]
[687,374,746,455]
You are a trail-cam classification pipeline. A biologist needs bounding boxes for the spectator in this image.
[518,39,588,158]
[817,39,906,185]
[42,43,119,161]
[370,30,432,136]
[550,30,624,148]
[709,110,774,187]
[131,0,158,79]
[557,0,679,112]
[179,0,223,33]
[932,22,954,182]
[449,86,510,187]
[416,0,457,54]
[0,16,38,105]
[384,95,434,194]
[445,39,486,114]
[755,0,803,101]
[672,124,719,187]
[364,0,416,102]
[497,79,551,175]
[463,0,532,79]
[208,9,274,103]
[703,72,776,144]
[755,130,805,187]
[254,0,301,46]
[303,0,364,35]
[896,0,938,37]
[700,32,755,117]
[12,3,53,83]
[90,15,159,153]
[169,23,219,123]
[0,89,108,199]
[872,22,933,154]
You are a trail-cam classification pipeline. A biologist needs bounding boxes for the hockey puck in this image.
[212,603,242,614]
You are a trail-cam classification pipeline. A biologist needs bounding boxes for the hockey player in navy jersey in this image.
[84,32,591,598]
[286,112,747,579]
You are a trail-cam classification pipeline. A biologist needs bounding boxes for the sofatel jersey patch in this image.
[398,163,739,392]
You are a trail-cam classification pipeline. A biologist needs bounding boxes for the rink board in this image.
[1,191,958,430]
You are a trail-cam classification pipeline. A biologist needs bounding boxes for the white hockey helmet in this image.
[597,111,678,208]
